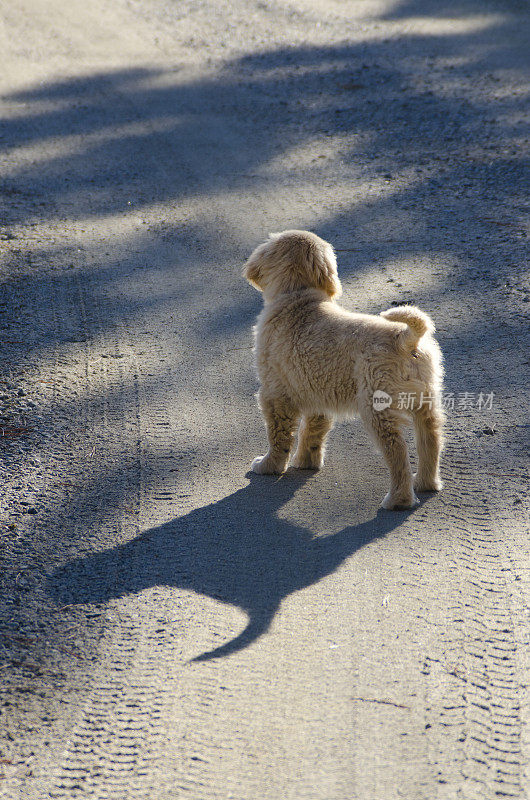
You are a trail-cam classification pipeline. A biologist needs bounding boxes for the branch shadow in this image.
[0,7,527,370]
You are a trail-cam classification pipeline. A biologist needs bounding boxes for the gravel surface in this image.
[0,0,529,798]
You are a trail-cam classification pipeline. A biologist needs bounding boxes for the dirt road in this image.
[0,1,529,797]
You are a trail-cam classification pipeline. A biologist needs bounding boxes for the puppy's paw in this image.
[291,450,324,470]
[251,455,283,475]
[413,473,443,492]
[381,490,420,510]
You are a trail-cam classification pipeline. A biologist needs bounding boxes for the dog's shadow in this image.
[48,473,412,661]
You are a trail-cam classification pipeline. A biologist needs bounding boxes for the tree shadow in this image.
[382,0,530,22]
[1,22,527,392]
[0,7,526,363]
[47,472,411,662]
[3,34,526,225]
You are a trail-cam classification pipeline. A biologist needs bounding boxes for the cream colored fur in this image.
[243,230,444,510]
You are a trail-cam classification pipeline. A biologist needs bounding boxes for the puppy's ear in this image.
[310,241,342,298]
[242,241,267,291]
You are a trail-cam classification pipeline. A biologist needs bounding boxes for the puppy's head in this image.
[243,230,342,301]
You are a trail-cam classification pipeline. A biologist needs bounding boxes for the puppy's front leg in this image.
[251,395,299,475]
[292,414,334,470]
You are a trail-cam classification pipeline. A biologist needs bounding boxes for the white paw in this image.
[381,491,420,510]
[251,455,280,475]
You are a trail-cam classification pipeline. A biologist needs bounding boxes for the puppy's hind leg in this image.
[251,394,300,475]
[292,414,334,470]
[361,408,418,510]
[413,406,444,492]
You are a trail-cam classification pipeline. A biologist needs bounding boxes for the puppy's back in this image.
[254,291,380,413]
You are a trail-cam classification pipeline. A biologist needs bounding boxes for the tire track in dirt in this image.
[46,611,176,799]
[0,249,154,798]
[31,234,218,798]
[420,432,526,800]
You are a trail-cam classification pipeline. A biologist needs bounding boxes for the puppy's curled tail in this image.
[381,305,435,345]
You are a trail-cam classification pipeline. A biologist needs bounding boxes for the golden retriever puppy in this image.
[243,230,444,510]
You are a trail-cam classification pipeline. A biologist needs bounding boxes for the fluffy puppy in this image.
[243,230,444,510]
